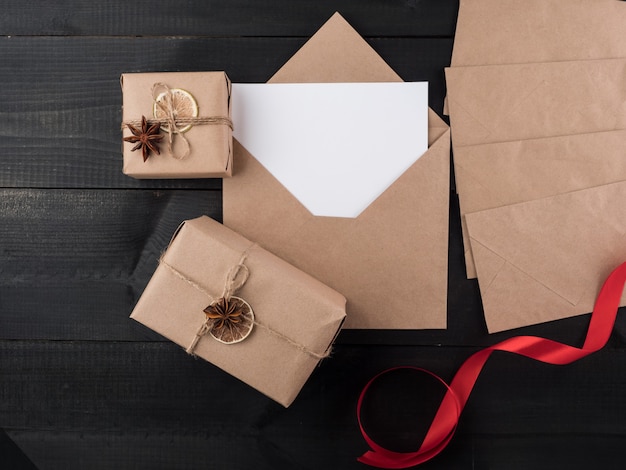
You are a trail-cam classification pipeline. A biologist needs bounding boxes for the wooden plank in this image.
[2,281,140,341]
[9,429,625,470]
[3,342,626,434]
[0,188,218,341]
[3,342,626,468]
[0,1,459,38]
[0,189,219,280]
[468,435,626,470]
[0,36,452,189]
[7,431,272,470]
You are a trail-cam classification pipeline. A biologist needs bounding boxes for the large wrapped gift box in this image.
[131,216,347,407]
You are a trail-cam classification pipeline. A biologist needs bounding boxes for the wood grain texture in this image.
[8,430,626,470]
[3,1,626,469]
[0,36,451,189]
[0,189,219,279]
[3,339,619,434]
[0,0,459,37]
[0,189,218,341]
[3,342,626,469]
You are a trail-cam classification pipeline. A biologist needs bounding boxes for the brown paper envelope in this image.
[441,0,626,114]
[446,58,626,148]
[456,130,626,278]
[223,12,450,329]
[446,58,626,277]
[465,180,626,333]
[452,0,626,67]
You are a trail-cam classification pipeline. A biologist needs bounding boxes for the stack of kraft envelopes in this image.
[446,0,626,332]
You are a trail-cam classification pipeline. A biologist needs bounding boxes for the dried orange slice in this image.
[205,296,254,344]
[153,88,199,133]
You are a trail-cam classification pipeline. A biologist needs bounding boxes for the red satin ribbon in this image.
[357,261,626,468]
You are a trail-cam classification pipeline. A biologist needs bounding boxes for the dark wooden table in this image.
[3,1,626,468]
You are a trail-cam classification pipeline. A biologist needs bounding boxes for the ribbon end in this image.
[357,450,413,469]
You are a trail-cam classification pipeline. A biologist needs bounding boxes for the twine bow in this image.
[185,253,251,354]
[158,246,332,360]
[122,82,233,160]
[220,262,249,301]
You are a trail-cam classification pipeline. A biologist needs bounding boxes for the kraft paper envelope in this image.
[446,58,626,277]
[223,12,450,329]
[456,130,626,278]
[446,58,626,149]
[442,0,626,114]
[451,0,626,67]
[466,180,626,333]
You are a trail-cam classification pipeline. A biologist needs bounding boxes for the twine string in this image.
[158,249,329,360]
[152,82,190,160]
[221,261,250,300]
[121,82,233,160]
[185,320,211,355]
[122,116,234,128]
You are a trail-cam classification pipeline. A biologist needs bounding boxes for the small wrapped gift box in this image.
[130,216,347,407]
[121,71,232,178]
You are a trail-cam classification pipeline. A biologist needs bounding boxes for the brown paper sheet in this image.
[451,0,626,67]
[446,58,626,278]
[446,58,626,148]
[223,12,450,330]
[443,0,626,114]
[465,181,626,333]
[455,130,626,283]
[445,0,626,331]
[121,71,233,179]
[131,216,346,407]
[446,0,626,277]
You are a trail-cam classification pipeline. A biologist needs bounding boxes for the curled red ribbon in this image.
[357,261,626,468]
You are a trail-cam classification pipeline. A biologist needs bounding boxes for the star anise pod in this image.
[123,116,163,162]
[203,296,254,344]
[204,297,244,330]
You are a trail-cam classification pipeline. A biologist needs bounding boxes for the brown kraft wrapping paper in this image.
[451,0,626,67]
[130,216,347,407]
[121,71,233,179]
[465,180,626,333]
[446,58,626,278]
[446,0,626,277]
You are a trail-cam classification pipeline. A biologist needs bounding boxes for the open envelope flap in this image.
[466,181,626,332]
[223,12,450,329]
[445,58,626,148]
[269,12,401,85]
